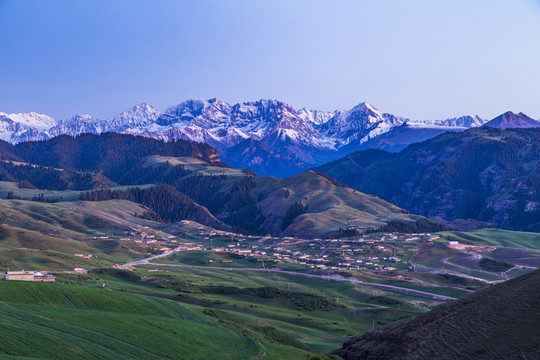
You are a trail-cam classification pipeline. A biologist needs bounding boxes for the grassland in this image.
[63,265,432,355]
[0,198,160,270]
[0,175,538,358]
[0,281,264,360]
[144,155,247,178]
[440,228,540,250]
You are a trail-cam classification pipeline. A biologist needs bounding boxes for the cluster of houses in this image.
[116,222,443,273]
[192,231,441,271]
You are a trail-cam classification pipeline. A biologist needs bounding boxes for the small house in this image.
[6,271,55,282]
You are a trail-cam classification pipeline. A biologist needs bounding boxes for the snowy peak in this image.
[189,98,232,129]
[484,111,540,129]
[443,115,485,128]
[165,99,212,118]
[319,101,407,147]
[108,103,161,131]
[66,114,99,123]
[229,99,294,136]
[297,108,335,126]
[409,115,486,128]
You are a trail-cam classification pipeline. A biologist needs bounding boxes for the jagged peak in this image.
[69,114,98,121]
[165,99,211,115]
[350,101,380,113]
[130,103,156,110]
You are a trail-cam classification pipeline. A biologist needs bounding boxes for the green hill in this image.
[255,170,427,238]
[0,281,262,360]
[333,268,540,360]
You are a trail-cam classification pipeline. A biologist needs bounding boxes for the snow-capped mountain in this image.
[0,113,51,143]
[49,114,104,138]
[319,102,408,150]
[0,112,57,130]
[108,103,162,132]
[0,99,496,176]
[297,108,335,126]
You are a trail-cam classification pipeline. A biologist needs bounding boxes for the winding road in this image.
[119,250,456,301]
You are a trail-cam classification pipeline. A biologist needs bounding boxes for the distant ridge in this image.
[483,111,540,129]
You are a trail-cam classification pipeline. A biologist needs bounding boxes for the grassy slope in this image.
[440,228,540,250]
[144,155,246,179]
[334,268,540,360]
[0,281,261,360]
[89,265,427,354]
[256,171,421,237]
[0,199,158,270]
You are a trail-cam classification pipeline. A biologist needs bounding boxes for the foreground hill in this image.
[333,268,540,360]
[0,280,272,359]
[316,126,540,231]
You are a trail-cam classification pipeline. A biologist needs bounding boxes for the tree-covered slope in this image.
[316,127,540,231]
[0,133,220,184]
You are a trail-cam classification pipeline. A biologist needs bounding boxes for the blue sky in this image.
[1,0,539,120]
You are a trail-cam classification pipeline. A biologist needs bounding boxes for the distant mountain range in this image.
[2,111,540,234]
[1,99,499,177]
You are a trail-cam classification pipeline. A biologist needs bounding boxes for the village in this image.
[190,229,440,271]
[111,220,443,272]
[1,219,445,281]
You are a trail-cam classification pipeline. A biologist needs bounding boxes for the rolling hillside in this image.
[0,281,263,359]
[255,171,427,238]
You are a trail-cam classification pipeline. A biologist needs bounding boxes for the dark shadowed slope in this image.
[220,138,309,177]
[333,268,540,360]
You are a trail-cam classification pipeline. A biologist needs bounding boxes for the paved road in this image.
[119,250,182,267]
[119,251,456,301]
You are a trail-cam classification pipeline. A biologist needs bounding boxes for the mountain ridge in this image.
[0,98,488,150]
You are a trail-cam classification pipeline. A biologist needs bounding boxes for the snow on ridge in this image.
[0,99,487,150]
[0,111,57,130]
